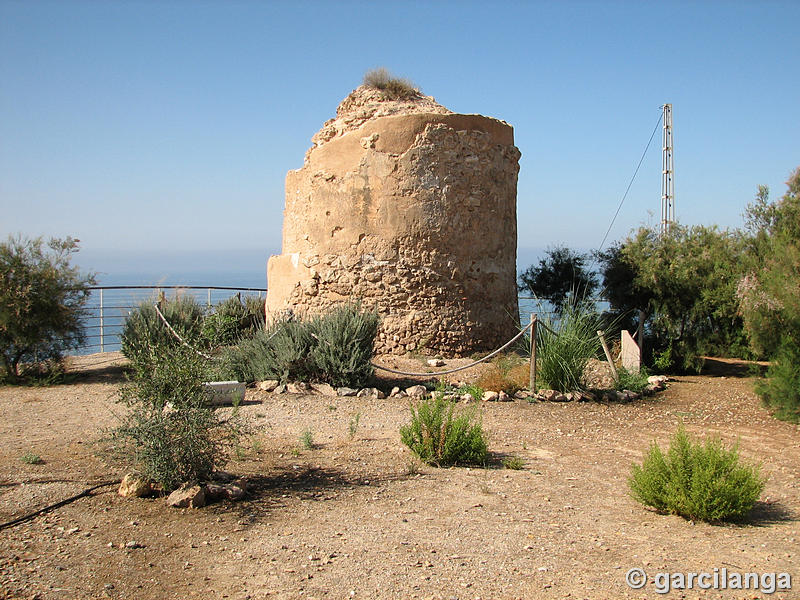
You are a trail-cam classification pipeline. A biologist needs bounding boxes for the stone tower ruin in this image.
[266,85,522,356]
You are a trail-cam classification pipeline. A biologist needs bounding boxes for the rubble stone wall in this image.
[267,94,521,356]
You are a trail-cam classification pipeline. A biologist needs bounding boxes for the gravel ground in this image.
[0,353,798,600]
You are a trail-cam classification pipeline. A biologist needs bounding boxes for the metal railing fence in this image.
[72,286,267,355]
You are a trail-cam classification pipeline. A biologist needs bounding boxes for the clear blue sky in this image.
[1,0,798,282]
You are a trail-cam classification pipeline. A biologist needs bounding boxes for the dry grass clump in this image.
[363,67,419,99]
[476,356,529,395]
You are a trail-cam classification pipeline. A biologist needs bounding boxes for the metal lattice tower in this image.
[660,103,674,235]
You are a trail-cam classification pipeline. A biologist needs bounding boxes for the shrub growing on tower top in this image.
[362,67,419,100]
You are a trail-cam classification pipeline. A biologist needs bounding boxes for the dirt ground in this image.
[0,353,798,600]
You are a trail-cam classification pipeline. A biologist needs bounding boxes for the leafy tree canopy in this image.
[0,235,95,381]
[518,245,597,313]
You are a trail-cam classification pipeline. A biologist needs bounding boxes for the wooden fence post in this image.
[597,330,619,383]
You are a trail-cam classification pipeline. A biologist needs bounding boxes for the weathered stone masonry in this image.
[266,87,521,356]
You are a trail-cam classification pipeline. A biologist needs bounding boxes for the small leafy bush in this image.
[112,346,240,492]
[502,456,524,470]
[400,395,488,467]
[121,295,206,370]
[202,295,265,347]
[20,452,44,465]
[299,429,315,450]
[363,67,419,99]
[629,427,765,522]
[615,366,651,394]
[537,300,604,392]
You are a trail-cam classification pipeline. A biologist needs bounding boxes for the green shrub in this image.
[112,346,240,492]
[537,300,604,392]
[202,295,265,347]
[121,295,206,370]
[754,340,800,422]
[362,67,419,99]
[222,318,315,384]
[400,395,488,467]
[0,235,95,382]
[309,304,378,388]
[629,427,765,522]
[222,303,378,388]
[615,366,651,394]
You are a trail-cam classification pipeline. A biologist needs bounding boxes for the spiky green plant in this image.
[536,300,604,392]
[400,395,488,467]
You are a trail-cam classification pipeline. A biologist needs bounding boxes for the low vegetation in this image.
[363,67,419,100]
[614,366,651,394]
[222,303,379,388]
[400,395,488,467]
[111,346,242,492]
[629,427,765,522]
[476,355,528,395]
[536,300,604,392]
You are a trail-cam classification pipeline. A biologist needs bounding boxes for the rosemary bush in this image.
[629,427,765,522]
[400,395,488,467]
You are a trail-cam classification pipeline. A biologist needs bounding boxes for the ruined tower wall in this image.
[266,102,521,356]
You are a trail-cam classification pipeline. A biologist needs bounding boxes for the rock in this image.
[647,375,669,385]
[389,386,404,398]
[577,391,596,402]
[563,392,577,402]
[125,540,144,549]
[481,391,499,402]
[287,382,311,394]
[167,484,206,509]
[497,391,512,402]
[118,473,152,498]
[258,380,279,392]
[645,383,662,395]
[274,383,286,394]
[513,390,531,400]
[459,393,474,403]
[614,390,640,402]
[337,387,358,397]
[312,383,337,396]
[536,389,560,402]
[357,387,386,399]
[204,484,228,502]
[405,385,428,398]
[426,358,445,367]
[551,393,569,402]
[207,481,246,502]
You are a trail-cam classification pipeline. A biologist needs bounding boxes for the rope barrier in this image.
[370,321,533,377]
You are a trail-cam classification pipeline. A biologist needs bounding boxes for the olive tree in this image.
[0,235,96,380]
